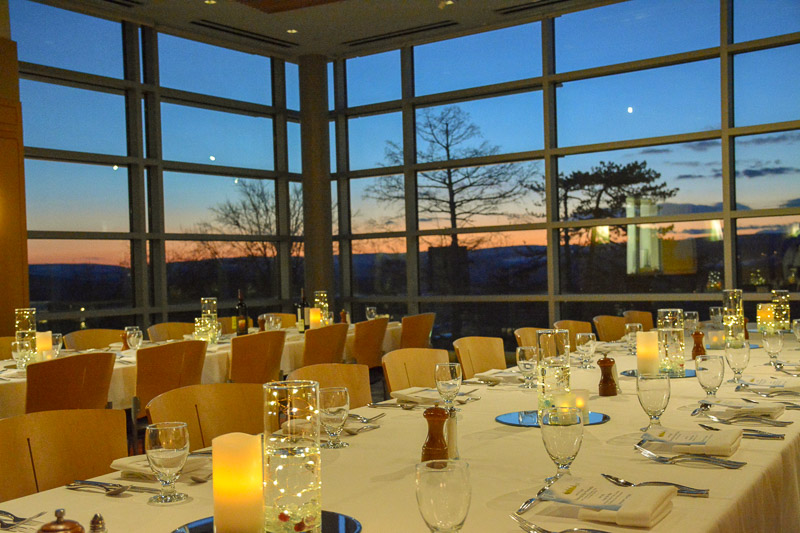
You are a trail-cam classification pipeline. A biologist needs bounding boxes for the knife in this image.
[72,479,161,494]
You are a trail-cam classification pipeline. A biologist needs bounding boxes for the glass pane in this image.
[166,240,279,303]
[558,141,723,221]
[351,176,406,234]
[329,120,337,173]
[43,316,137,335]
[555,0,719,72]
[560,301,725,327]
[291,242,304,298]
[421,302,549,351]
[348,112,403,171]
[351,238,407,296]
[290,182,304,237]
[158,33,271,104]
[328,62,335,111]
[346,50,400,106]
[286,62,300,110]
[734,0,800,43]
[560,220,724,293]
[350,302,408,323]
[163,173,276,234]
[557,60,719,146]
[735,131,800,211]
[26,160,129,232]
[331,181,339,236]
[161,103,273,169]
[737,215,800,291]
[734,44,800,127]
[417,95,543,161]
[9,0,123,78]
[20,81,126,155]
[415,23,541,96]
[288,121,302,174]
[417,161,544,231]
[29,239,132,312]
[420,230,547,295]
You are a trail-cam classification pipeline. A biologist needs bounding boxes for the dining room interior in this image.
[1,0,800,531]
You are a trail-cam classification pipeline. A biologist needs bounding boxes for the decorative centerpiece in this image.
[772,290,791,330]
[656,308,685,377]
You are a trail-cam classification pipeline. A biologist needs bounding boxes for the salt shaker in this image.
[445,408,459,460]
[89,514,106,533]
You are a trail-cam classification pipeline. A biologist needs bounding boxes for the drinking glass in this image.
[320,387,349,449]
[268,315,283,330]
[763,330,783,366]
[435,363,462,411]
[625,323,642,355]
[684,311,699,334]
[11,340,33,371]
[200,297,217,317]
[695,355,724,399]
[515,346,537,389]
[724,335,750,384]
[125,326,143,350]
[145,422,189,504]
[536,330,571,414]
[793,318,800,343]
[415,459,471,533]
[51,333,63,357]
[636,374,670,432]
[709,306,723,327]
[540,407,583,485]
[365,306,378,320]
[575,332,597,369]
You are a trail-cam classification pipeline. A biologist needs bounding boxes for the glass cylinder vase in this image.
[722,289,744,337]
[535,329,571,417]
[656,309,685,376]
[771,290,791,331]
[14,308,37,352]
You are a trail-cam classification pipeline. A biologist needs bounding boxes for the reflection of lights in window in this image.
[209,155,216,161]
[112,165,119,171]
[234,178,239,184]
[438,0,455,7]
[627,106,633,113]
[710,220,723,241]
[788,223,800,238]
[204,0,216,4]
[287,29,298,34]
[592,225,610,244]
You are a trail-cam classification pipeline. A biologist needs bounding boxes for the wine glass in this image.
[625,323,642,355]
[51,333,63,357]
[320,387,350,449]
[709,306,723,327]
[434,363,462,411]
[762,330,783,366]
[415,459,471,533]
[515,346,537,389]
[684,311,699,334]
[145,422,189,504]
[636,374,670,432]
[695,355,724,399]
[11,340,33,371]
[540,407,583,485]
[575,332,597,369]
[125,326,143,350]
[725,335,750,384]
[365,306,378,320]
[792,319,800,343]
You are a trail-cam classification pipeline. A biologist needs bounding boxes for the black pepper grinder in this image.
[598,355,617,396]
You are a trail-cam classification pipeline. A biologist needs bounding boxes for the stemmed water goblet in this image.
[515,346,537,389]
[625,323,642,355]
[684,311,699,335]
[320,387,350,449]
[435,362,462,411]
[11,340,33,371]
[636,373,670,432]
[575,332,597,369]
[125,326,143,350]
[540,407,583,486]
[415,459,471,532]
[725,335,750,384]
[695,355,724,400]
[763,330,783,366]
[145,422,189,504]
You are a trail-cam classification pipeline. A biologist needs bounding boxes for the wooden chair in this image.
[219,316,254,335]
[400,313,436,349]
[26,352,116,413]
[265,313,296,329]
[0,336,15,360]
[63,328,125,350]
[623,310,654,331]
[147,322,194,342]
[288,363,372,409]
[0,409,127,501]
[229,330,285,384]
[592,315,627,342]
[302,323,348,367]
[553,320,594,350]
[514,327,545,347]
[453,336,506,379]
[381,348,449,393]
[147,383,265,452]
[352,317,389,369]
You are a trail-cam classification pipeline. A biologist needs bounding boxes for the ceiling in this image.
[46,0,605,61]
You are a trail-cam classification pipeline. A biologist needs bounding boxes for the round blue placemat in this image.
[620,369,696,378]
[495,410,610,428]
[173,511,362,533]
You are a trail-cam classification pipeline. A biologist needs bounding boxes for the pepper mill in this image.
[421,406,449,461]
[89,514,106,533]
[598,356,617,396]
[692,330,706,359]
[120,332,129,351]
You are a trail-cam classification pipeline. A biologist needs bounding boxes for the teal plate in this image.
[173,512,361,533]
[621,369,696,378]
[495,411,610,428]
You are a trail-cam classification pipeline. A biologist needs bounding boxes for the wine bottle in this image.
[295,288,307,333]
[236,289,248,336]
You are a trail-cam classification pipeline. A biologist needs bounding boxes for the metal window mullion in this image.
[721,0,736,290]
[334,59,353,308]
[542,18,560,325]
[272,58,292,306]
[401,46,419,315]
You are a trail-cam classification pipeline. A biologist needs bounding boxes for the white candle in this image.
[308,308,322,329]
[572,389,590,422]
[213,433,264,532]
[637,331,659,376]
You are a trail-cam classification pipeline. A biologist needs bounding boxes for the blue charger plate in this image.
[495,410,610,428]
[621,369,696,378]
[173,512,362,533]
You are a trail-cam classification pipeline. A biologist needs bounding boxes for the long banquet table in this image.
[2,339,800,532]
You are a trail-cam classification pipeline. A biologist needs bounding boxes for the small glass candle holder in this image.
[757,303,776,333]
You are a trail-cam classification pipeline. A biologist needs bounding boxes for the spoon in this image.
[343,424,380,435]
[600,473,709,496]
[348,412,386,424]
[191,473,213,483]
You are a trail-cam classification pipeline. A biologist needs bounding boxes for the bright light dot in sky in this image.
[234,178,239,184]
[209,155,216,161]
[112,165,118,170]
[627,106,634,113]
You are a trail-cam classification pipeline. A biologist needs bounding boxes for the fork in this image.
[600,473,709,496]
[634,444,746,468]
[736,385,800,397]
[0,511,46,525]
[516,485,548,514]
[703,413,792,427]
[0,511,47,530]
[348,412,385,423]
[509,514,612,533]
[698,423,784,440]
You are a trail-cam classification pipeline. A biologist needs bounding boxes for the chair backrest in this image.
[147,322,194,342]
[592,315,627,342]
[147,383,265,451]
[219,316,254,335]
[133,340,207,419]
[400,313,436,349]
[553,320,594,349]
[514,327,545,347]
[452,336,506,379]
[229,330,286,384]
[0,336,14,360]
[267,313,297,329]
[381,348,449,393]
[26,352,116,413]
[302,323,349,367]
[623,310,655,331]
[0,409,127,501]
[63,329,125,350]
[288,363,372,409]
[352,317,389,369]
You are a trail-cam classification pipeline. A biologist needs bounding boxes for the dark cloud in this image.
[683,140,722,152]
[665,160,702,167]
[737,166,800,178]
[675,174,707,180]
[781,198,800,208]
[680,228,714,235]
[738,132,800,146]
[639,148,672,154]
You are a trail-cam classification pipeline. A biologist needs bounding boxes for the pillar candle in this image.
[636,331,659,376]
[308,308,322,329]
[572,389,590,422]
[213,433,264,533]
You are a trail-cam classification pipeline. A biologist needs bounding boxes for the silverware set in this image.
[510,513,612,533]
[348,412,385,424]
[600,473,709,496]
[698,423,784,440]
[701,412,792,427]
[0,510,46,530]
[634,443,746,469]
[736,384,800,397]
[67,480,161,495]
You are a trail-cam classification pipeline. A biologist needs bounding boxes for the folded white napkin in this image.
[110,454,210,477]
[701,399,785,419]
[542,477,675,528]
[390,387,476,404]
[473,369,522,384]
[741,376,800,392]
[642,428,742,456]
